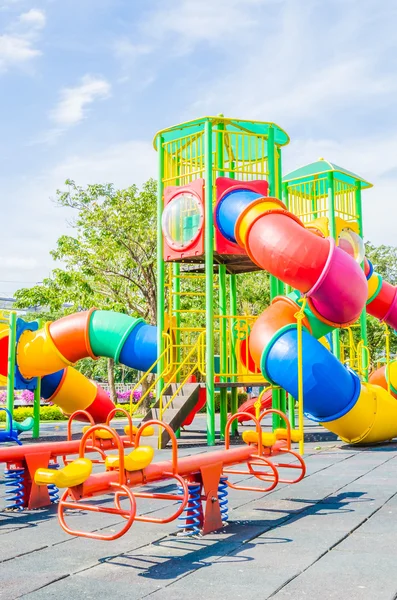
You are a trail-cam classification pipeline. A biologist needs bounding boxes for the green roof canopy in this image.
[283,158,372,189]
[153,116,290,150]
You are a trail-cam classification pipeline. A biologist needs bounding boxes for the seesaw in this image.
[33,409,306,540]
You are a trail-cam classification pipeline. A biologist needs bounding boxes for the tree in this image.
[15,179,158,400]
[365,242,397,362]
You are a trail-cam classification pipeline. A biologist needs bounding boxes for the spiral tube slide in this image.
[365,258,397,330]
[364,257,397,399]
[0,310,158,422]
[215,185,397,444]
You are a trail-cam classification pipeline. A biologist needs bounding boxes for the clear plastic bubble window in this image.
[337,228,365,264]
[162,193,204,250]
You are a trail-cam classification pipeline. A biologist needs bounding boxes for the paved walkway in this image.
[1,434,397,599]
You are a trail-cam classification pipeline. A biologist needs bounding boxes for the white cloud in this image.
[19,8,46,29]
[50,75,111,127]
[144,0,274,50]
[48,139,156,188]
[0,7,45,72]
[0,34,41,70]
[114,39,151,61]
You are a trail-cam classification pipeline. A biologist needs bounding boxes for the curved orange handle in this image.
[225,412,263,455]
[105,406,134,443]
[67,410,95,441]
[135,420,179,474]
[79,424,126,484]
[259,408,292,449]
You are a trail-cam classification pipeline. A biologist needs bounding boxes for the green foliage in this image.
[14,178,158,323]
[0,405,67,422]
[200,391,248,413]
[0,404,144,423]
[236,271,270,315]
[365,242,397,361]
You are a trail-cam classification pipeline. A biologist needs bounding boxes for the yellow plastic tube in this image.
[323,382,397,445]
[17,322,72,379]
[48,366,97,415]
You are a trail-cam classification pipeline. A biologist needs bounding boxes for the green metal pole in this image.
[355,179,368,380]
[173,263,181,438]
[282,182,289,208]
[277,146,283,200]
[268,126,276,196]
[32,319,41,438]
[282,183,292,296]
[6,311,16,431]
[156,135,165,406]
[268,127,281,428]
[216,116,227,439]
[204,119,215,446]
[327,171,340,359]
[229,273,238,435]
[218,264,228,438]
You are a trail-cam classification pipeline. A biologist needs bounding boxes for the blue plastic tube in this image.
[262,327,361,422]
[119,323,158,372]
[215,189,262,243]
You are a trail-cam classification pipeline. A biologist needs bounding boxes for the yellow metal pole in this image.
[295,298,306,455]
[383,323,391,394]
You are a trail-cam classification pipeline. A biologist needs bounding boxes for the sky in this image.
[0,0,396,297]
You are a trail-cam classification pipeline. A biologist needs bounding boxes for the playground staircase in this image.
[142,382,200,448]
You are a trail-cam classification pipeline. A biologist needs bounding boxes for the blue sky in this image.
[0,0,396,296]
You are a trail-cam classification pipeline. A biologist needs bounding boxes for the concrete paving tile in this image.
[272,550,397,600]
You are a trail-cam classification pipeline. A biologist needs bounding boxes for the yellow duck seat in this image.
[242,429,302,447]
[34,458,93,488]
[242,431,276,447]
[124,424,155,437]
[105,446,155,472]
[274,428,303,443]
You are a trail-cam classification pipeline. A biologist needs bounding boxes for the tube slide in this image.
[216,184,397,444]
[0,310,158,422]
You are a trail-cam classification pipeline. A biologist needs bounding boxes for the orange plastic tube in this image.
[48,308,97,362]
[249,296,311,366]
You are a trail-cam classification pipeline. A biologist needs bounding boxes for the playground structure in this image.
[0,115,397,452]
[1,114,397,544]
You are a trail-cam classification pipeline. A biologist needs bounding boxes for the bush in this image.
[0,403,143,422]
[0,405,66,422]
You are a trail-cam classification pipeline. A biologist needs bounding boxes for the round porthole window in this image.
[162,192,204,250]
[337,228,365,264]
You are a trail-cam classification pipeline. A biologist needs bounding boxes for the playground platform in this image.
[1,422,397,599]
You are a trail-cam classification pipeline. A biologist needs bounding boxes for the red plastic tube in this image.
[246,212,330,292]
[85,385,115,423]
[367,280,396,321]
